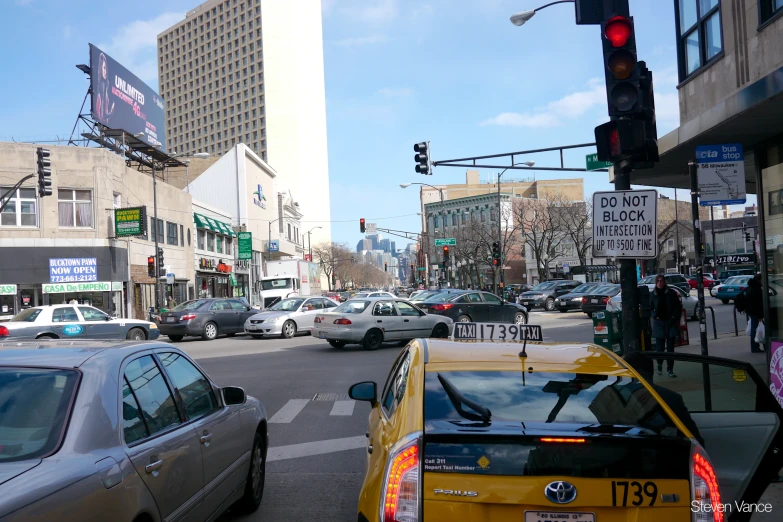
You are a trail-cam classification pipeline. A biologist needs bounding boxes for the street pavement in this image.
[162,295,764,521]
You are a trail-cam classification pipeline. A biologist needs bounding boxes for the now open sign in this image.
[49,258,98,283]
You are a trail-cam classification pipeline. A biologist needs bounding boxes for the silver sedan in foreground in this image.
[312,297,453,350]
[0,340,268,522]
[244,296,339,339]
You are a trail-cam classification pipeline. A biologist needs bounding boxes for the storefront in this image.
[0,246,129,319]
[233,258,250,299]
[196,257,234,298]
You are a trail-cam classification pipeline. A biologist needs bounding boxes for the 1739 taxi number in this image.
[611,480,658,506]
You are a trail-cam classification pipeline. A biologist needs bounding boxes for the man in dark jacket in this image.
[746,274,765,353]
[651,274,682,377]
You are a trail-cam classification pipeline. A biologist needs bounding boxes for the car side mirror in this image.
[223,386,247,406]
[349,381,377,407]
[105,315,111,321]
[247,306,252,311]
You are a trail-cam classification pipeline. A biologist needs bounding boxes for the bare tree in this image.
[554,196,593,268]
[312,242,351,291]
[515,198,567,282]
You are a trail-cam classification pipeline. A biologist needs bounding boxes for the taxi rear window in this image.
[424,371,681,436]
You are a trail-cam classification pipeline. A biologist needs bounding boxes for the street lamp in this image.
[510,0,575,26]
[495,161,535,293]
[305,226,322,261]
[402,182,447,288]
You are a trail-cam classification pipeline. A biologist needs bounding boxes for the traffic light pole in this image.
[690,161,709,357]
[152,166,161,313]
[613,162,642,354]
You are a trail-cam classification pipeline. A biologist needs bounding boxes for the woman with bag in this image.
[746,274,765,353]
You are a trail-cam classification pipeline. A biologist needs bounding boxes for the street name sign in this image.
[435,238,456,246]
[586,153,612,171]
[696,143,746,206]
[366,222,377,234]
[592,189,658,259]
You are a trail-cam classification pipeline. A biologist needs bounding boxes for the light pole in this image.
[305,226,322,261]
[268,217,283,264]
[402,182,445,287]
[495,161,535,293]
[170,151,210,192]
[510,0,575,26]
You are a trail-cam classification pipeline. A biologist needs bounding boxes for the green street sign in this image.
[586,153,612,171]
[417,267,426,271]
[435,238,456,246]
[238,232,252,260]
[114,206,146,237]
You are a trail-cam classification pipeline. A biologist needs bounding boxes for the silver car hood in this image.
[247,310,291,321]
[0,459,41,487]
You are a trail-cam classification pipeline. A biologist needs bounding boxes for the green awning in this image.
[194,213,236,236]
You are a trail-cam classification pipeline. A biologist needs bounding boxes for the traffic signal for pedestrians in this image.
[147,256,156,278]
[443,246,450,265]
[360,218,365,233]
[157,247,165,277]
[414,142,431,175]
[36,147,52,197]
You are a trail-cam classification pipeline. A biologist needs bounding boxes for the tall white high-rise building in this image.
[157,0,331,244]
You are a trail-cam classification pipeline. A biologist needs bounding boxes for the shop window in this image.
[760,0,783,26]
[58,190,93,228]
[207,232,215,251]
[166,222,178,246]
[675,0,722,81]
[0,187,37,227]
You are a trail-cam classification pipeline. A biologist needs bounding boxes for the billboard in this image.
[89,44,166,151]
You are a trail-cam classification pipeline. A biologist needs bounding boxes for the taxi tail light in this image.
[334,318,352,325]
[382,440,419,522]
[429,304,454,311]
[180,314,196,321]
[691,447,724,522]
[0,325,8,337]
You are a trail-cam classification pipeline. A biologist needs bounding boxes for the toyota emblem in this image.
[544,481,577,504]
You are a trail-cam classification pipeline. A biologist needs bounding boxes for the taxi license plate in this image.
[524,512,595,522]
[166,317,177,323]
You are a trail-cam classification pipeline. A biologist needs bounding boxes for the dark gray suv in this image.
[518,280,582,311]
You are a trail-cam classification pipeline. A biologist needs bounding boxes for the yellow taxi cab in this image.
[348,322,783,522]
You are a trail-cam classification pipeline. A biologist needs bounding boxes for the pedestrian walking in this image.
[166,295,176,309]
[651,274,682,377]
[745,274,765,353]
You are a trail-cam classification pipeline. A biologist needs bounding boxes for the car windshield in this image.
[573,284,597,293]
[9,308,43,322]
[334,300,371,313]
[269,298,304,311]
[262,278,292,290]
[172,300,207,312]
[589,285,618,294]
[0,368,80,462]
[725,276,749,285]
[424,371,681,436]
[531,282,557,292]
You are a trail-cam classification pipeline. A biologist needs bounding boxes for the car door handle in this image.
[403,319,409,322]
[145,459,164,474]
[200,433,212,444]
[377,320,382,323]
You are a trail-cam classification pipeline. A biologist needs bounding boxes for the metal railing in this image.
[704,306,717,340]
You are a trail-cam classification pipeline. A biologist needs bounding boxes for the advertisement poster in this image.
[49,258,98,283]
[89,44,167,151]
[770,341,783,408]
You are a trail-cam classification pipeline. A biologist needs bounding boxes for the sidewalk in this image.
[672,332,779,520]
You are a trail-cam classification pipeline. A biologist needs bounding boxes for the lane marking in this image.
[268,399,310,423]
[330,400,355,416]
[267,435,367,462]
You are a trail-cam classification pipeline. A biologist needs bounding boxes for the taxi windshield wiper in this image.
[437,373,491,423]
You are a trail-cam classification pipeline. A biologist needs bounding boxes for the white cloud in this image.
[480,112,560,128]
[377,87,413,98]
[333,34,389,48]
[98,11,183,86]
[63,25,72,40]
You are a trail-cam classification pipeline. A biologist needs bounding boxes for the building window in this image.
[58,189,93,228]
[167,222,179,245]
[1,187,37,227]
[287,223,292,240]
[217,235,223,254]
[150,218,164,242]
[198,229,206,250]
[461,213,467,224]
[225,237,232,255]
[480,210,486,223]
[113,192,122,208]
[207,232,215,251]
[760,0,783,24]
[180,224,185,246]
[675,0,722,80]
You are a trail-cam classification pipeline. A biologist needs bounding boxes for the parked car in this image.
[339,292,351,302]
[244,296,338,339]
[0,305,159,341]
[507,284,532,296]
[580,284,621,316]
[157,298,258,341]
[639,273,691,294]
[607,284,699,320]
[351,291,396,299]
[717,268,755,283]
[716,275,753,304]
[518,280,582,311]
[417,290,528,325]
[688,274,716,289]
[312,297,453,350]
[408,289,463,302]
[553,282,602,312]
[0,340,267,521]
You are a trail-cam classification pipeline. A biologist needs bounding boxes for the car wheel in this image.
[328,340,346,348]
[281,320,296,339]
[126,328,146,341]
[202,322,218,341]
[362,329,384,351]
[721,299,730,304]
[251,334,264,339]
[431,323,449,338]
[167,335,184,342]
[234,430,266,514]
[457,315,472,323]
[545,298,555,311]
[36,334,58,340]
[514,312,527,325]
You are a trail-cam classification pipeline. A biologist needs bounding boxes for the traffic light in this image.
[601,15,640,119]
[147,256,155,277]
[443,246,450,265]
[410,263,415,272]
[414,142,430,175]
[36,147,52,197]
[384,262,388,272]
[491,242,500,266]
[157,247,165,277]
[360,218,365,233]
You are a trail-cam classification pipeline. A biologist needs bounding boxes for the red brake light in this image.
[383,442,419,522]
[314,316,321,324]
[691,449,723,522]
[334,318,352,325]
[0,326,8,337]
[180,314,196,321]
[430,304,454,311]
[540,437,586,443]
[602,296,611,304]
[739,286,747,291]
[581,297,588,304]
[605,16,632,47]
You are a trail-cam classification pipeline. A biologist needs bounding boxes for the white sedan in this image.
[243,296,339,338]
[606,285,699,320]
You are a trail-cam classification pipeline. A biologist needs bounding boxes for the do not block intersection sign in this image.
[592,189,658,259]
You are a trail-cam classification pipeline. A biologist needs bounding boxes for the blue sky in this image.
[0,0,754,248]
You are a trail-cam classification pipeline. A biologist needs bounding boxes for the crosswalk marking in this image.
[330,400,355,416]
[269,399,310,423]
[267,435,367,462]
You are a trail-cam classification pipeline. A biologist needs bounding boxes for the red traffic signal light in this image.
[147,256,155,277]
[359,218,365,233]
[604,16,632,47]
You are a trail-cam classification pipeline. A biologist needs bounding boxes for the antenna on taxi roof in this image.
[518,328,528,359]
